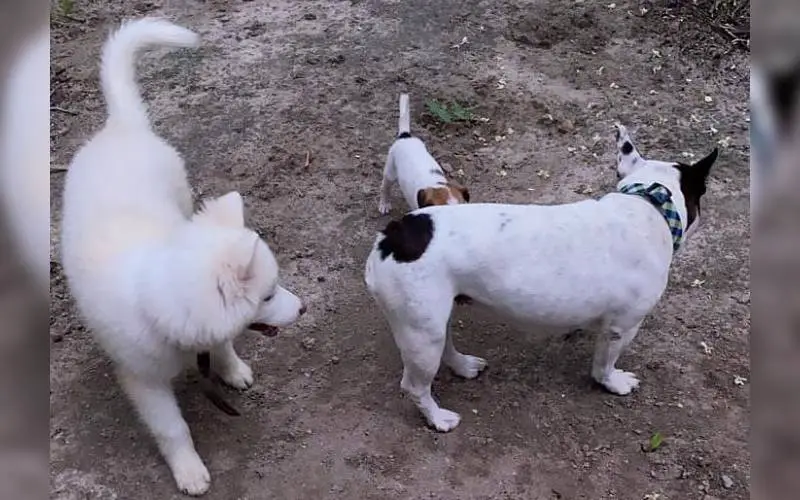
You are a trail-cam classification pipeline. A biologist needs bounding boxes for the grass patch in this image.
[425,99,475,125]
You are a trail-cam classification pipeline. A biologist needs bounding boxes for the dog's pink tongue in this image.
[248,323,279,337]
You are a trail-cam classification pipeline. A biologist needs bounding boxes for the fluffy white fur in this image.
[60,18,304,495]
[378,93,465,213]
[0,28,50,292]
[365,125,714,432]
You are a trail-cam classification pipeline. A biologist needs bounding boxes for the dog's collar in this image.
[618,182,683,252]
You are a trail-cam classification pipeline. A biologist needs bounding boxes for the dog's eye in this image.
[264,294,274,302]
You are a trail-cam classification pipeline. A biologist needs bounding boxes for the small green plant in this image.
[59,0,75,16]
[648,432,664,452]
[425,99,475,124]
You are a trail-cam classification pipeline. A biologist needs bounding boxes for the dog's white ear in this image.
[216,232,260,305]
[238,233,260,283]
[194,191,245,227]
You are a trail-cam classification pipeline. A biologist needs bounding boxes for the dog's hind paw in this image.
[449,355,488,379]
[428,408,461,432]
[601,369,640,395]
[220,359,254,390]
[171,453,210,496]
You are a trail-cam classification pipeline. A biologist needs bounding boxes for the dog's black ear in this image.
[416,189,434,209]
[460,186,470,203]
[693,147,718,179]
[674,148,718,228]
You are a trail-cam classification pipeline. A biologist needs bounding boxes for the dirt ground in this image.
[49,1,750,498]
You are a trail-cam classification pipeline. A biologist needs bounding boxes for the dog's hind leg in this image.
[394,323,461,432]
[443,326,487,379]
[211,340,254,390]
[118,371,210,495]
[378,153,396,214]
[591,320,643,395]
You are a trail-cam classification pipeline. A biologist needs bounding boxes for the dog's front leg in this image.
[591,320,643,395]
[442,326,487,379]
[211,340,254,390]
[395,325,461,432]
[118,371,210,496]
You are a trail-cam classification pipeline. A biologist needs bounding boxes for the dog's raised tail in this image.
[397,93,411,138]
[100,18,199,129]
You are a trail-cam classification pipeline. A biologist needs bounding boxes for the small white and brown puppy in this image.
[378,93,469,213]
[60,19,305,495]
[365,124,718,432]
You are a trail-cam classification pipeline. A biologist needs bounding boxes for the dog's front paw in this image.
[171,452,210,496]
[378,200,392,215]
[601,369,640,395]
[219,359,253,390]
[449,355,488,379]
[428,408,461,432]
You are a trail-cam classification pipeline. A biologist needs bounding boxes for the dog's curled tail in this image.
[100,18,199,129]
[397,93,411,137]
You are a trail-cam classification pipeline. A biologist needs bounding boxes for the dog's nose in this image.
[299,304,307,316]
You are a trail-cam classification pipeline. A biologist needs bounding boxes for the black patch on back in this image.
[377,213,434,262]
[621,141,633,155]
[397,132,412,139]
[499,212,512,231]
[674,148,718,228]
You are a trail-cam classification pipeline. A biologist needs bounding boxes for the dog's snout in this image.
[299,304,307,316]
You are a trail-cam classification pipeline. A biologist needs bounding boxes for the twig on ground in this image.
[304,151,312,168]
[50,106,78,116]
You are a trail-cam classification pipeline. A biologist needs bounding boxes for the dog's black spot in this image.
[397,132,412,139]
[768,64,800,134]
[455,294,473,305]
[673,148,718,229]
[621,141,633,155]
[377,213,434,262]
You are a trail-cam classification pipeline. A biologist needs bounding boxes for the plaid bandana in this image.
[619,182,683,252]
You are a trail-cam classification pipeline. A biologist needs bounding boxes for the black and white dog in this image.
[364,125,718,431]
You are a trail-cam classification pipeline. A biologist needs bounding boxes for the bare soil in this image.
[49,1,750,499]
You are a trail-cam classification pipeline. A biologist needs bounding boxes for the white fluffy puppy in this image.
[60,18,305,495]
[0,28,49,292]
[365,125,718,432]
[378,93,469,213]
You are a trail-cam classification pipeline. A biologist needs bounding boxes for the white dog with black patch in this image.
[60,19,305,495]
[364,125,717,432]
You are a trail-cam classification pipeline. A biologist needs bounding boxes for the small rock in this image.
[331,356,340,365]
[328,54,346,65]
[303,13,317,20]
[301,337,316,350]
[317,276,326,282]
[721,474,734,489]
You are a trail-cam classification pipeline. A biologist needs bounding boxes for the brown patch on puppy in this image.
[416,180,471,208]
[416,186,453,208]
[447,179,470,203]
